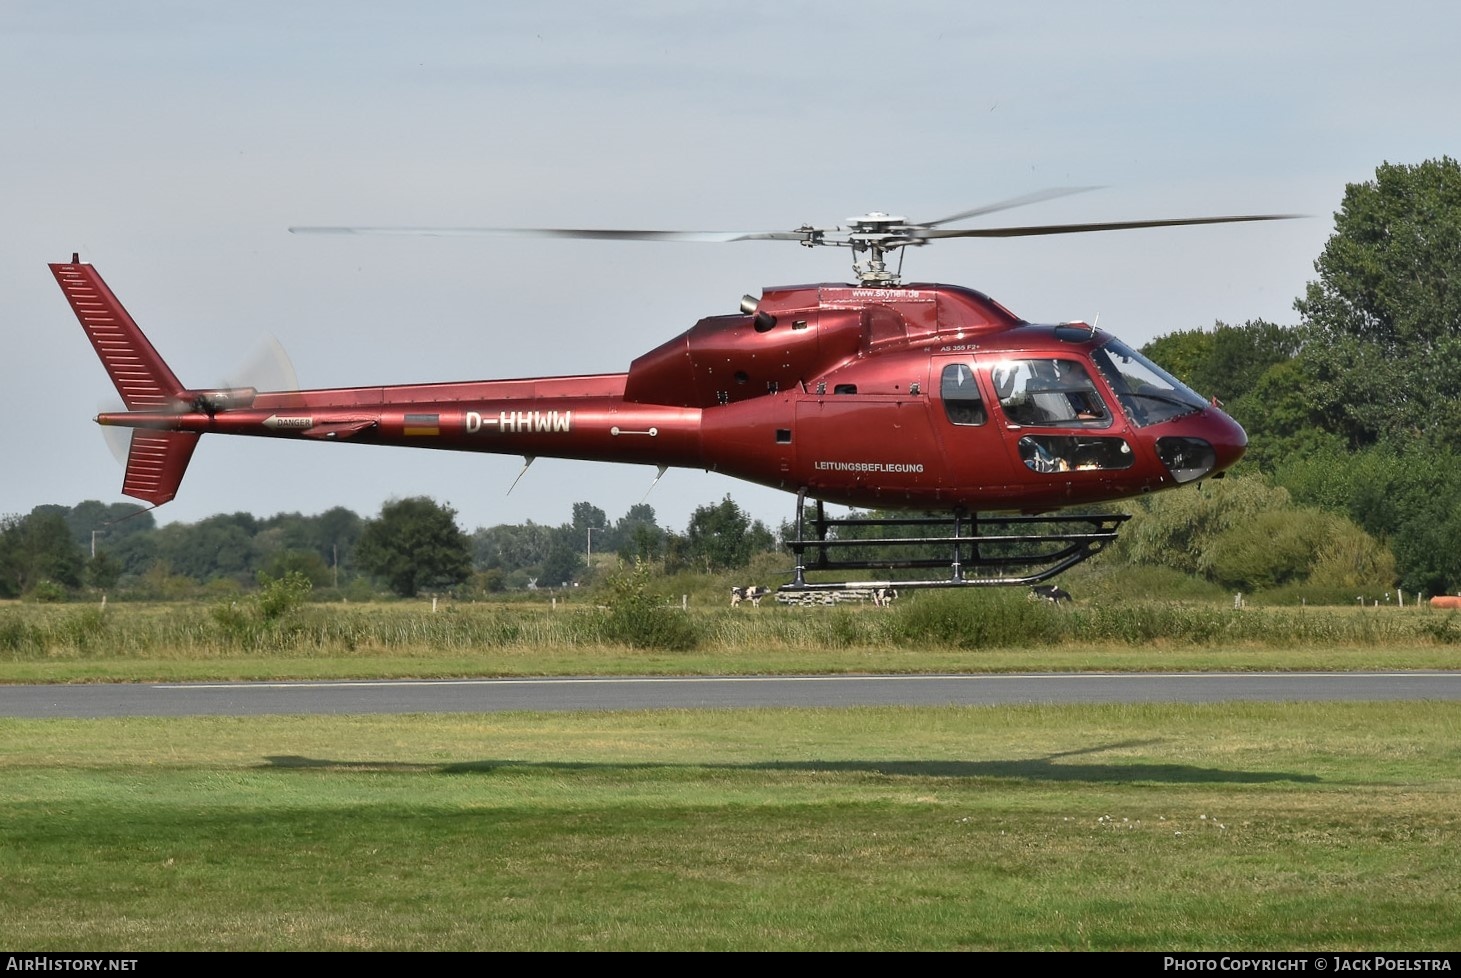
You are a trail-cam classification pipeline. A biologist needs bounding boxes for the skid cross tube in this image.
[782,497,1129,591]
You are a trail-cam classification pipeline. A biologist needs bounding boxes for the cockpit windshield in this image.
[1090,338,1209,427]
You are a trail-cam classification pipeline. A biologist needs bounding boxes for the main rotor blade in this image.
[913,213,1304,239]
[920,187,1104,228]
[289,226,809,243]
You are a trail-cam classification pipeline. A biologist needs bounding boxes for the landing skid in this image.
[780,493,1129,593]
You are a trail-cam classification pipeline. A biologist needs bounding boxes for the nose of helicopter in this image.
[1207,405,1249,474]
[1151,407,1248,485]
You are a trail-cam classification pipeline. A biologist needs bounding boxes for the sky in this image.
[4,1,1459,537]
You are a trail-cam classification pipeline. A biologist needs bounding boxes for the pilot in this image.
[1070,391,1106,422]
[1019,436,1069,473]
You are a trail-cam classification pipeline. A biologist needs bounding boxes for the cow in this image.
[1028,584,1072,604]
[732,585,771,608]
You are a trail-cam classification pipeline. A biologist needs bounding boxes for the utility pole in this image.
[91,529,105,559]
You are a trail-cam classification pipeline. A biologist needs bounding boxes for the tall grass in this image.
[3,589,1458,663]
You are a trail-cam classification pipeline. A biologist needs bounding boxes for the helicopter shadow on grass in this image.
[262,740,1319,785]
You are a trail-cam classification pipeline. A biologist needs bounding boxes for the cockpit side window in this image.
[988,358,1111,428]
[940,362,986,426]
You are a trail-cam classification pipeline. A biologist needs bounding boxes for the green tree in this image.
[472,521,557,574]
[1138,329,1214,393]
[613,504,665,562]
[570,501,608,578]
[85,550,124,591]
[311,506,363,581]
[0,515,22,598]
[52,500,154,554]
[0,512,86,597]
[684,496,776,572]
[152,515,258,583]
[571,501,608,541]
[1299,157,1461,352]
[355,497,473,597]
[1227,358,1345,471]
[1276,441,1461,594]
[539,539,583,589]
[259,549,333,588]
[1390,502,1461,596]
[1295,157,1461,447]
[252,507,362,582]
[1143,320,1299,406]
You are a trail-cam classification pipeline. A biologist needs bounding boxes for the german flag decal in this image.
[404,413,440,436]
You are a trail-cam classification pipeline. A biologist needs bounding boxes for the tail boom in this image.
[57,256,715,506]
[95,396,705,467]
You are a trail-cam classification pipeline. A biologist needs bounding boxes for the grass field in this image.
[2,596,1459,951]
[2,703,1458,951]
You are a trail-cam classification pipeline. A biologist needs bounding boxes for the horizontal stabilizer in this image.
[51,260,186,410]
[122,430,200,506]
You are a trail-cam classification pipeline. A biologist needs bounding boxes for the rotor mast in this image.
[840,213,912,286]
[791,213,920,285]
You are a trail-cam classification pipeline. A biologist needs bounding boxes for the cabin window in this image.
[1018,435,1135,473]
[833,383,858,395]
[940,363,986,426]
[989,358,1111,428]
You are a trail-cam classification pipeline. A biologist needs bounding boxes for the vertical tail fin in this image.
[53,257,198,506]
[50,258,186,409]
[122,430,200,506]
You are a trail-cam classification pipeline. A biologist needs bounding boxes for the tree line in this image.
[0,494,777,600]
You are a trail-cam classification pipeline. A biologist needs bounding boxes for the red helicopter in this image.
[51,190,1290,592]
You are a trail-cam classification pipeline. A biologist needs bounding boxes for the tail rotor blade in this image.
[96,401,130,466]
[223,333,299,394]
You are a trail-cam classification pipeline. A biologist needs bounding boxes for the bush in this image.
[598,561,699,651]
[1066,562,1230,604]
[255,571,313,621]
[892,589,1066,649]
[1203,508,1335,590]
[208,571,315,648]
[28,580,68,603]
